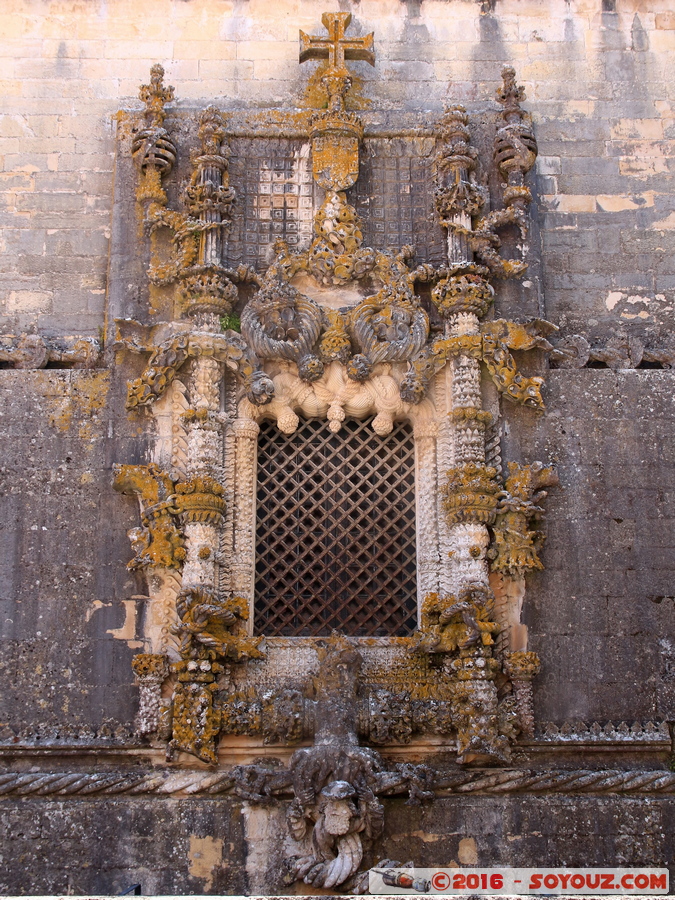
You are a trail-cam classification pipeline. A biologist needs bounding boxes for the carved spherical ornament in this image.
[132,128,177,175]
[399,368,428,404]
[346,353,372,381]
[297,353,325,382]
[245,369,276,406]
[494,123,538,177]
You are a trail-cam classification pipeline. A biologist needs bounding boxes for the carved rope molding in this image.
[1,768,675,800]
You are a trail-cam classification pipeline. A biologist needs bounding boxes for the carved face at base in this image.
[319,780,357,836]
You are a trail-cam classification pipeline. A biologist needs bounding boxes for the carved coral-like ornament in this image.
[350,296,429,365]
[175,476,226,524]
[432,273,494,321]
[241,279,324,381]
[443,463,501,526]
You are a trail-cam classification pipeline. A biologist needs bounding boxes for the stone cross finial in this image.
[299,12,375,71]
[138,64,174,128]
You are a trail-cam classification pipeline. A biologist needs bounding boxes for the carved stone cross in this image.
[299,12,375,71]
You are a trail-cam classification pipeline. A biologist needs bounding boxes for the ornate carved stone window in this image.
[113,17,559,891]
[254,415,417,637]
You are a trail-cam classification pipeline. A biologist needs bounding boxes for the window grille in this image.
[254,417,417,636]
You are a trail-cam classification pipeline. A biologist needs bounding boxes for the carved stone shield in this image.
[312,132,360,191]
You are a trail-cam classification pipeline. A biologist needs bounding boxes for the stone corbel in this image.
[124,330,248,410]
[112,463,185,571]
[489,461,559,576]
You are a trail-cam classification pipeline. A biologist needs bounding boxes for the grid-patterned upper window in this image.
[254,417,417,637]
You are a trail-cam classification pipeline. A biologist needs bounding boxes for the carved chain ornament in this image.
[114,14,562,889]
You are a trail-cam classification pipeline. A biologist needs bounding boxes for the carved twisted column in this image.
[173,106,236,595]
[430,104,504,762]
[446,313,492,594]
[434,106,495,598]
[177,362,225,591]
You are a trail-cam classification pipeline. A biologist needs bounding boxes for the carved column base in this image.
[131,653,169,735]
[449,653,507,764]
[504,650,541,737]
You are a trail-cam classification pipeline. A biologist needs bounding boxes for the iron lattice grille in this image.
[255,417,417,637]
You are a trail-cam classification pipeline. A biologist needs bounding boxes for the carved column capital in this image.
[232,417,260,440]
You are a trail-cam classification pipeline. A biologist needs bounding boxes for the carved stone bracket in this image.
[112,464,185,570]
[0,334,101,369]
[552,328,675,370]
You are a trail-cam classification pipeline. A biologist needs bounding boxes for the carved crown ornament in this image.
[112,13,567,889]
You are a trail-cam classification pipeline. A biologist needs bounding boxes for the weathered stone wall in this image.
[0,794,673,894]
[505,369,675,724]
[1,370,672,743]
[0,798,248,895]
[0,369,147,740]
[1,0,674,895]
